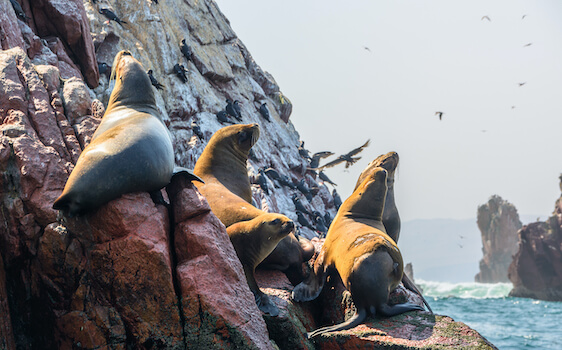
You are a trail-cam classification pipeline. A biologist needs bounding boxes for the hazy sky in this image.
[215,0,562,221]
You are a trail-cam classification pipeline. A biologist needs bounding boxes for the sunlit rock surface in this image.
[475,195,521,283]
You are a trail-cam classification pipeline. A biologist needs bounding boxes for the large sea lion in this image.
[53,51,200,217]
[292,167,424,338]
[227,213,295,316]
[354,151,432,312]
[194,124,314,277]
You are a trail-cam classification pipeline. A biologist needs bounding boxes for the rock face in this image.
[508,179,562,301]
[475,195,521,283]
[0,0,498,348]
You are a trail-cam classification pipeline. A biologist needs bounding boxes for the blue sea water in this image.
[418,280,562,350]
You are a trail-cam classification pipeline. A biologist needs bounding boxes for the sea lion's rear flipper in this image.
[378,302,424,317]
[401,273,433,313]
[149,190,167,206]
[307,308,367,339]
[172,166,204,183]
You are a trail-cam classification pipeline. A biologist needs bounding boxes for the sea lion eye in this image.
[270,219,281,225]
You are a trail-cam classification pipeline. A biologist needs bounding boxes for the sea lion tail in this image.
[307,308,367,339]
[402,274,433,313]
[172,166,204,183]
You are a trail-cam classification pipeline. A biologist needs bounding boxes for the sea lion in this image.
[227,213,295,316]
[354,151,432,312]
[354,151,400,242]
[194,124,314,278]
[292,167,424,338]
[53,51,200,217]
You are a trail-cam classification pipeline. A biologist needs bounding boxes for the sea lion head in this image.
[258,213,295,240]
[108,50,156,111]
[354,151,398,190]
[211,123,260,157]
[345,167,388,221]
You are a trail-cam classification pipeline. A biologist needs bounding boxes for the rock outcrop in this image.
[508,177,562,301]
[475,195,521,283]
[1,0,498,348]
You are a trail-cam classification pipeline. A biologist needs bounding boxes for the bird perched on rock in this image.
[264,168,280,181]
[296,179,312,201]
[332,189,342,210]
[324,212,333,228]
[98,62,111,79]
[215,110,235,124]
[191,120,203,140]
[317,140,370,170]
[180,39,192,62]
[10,0,30,23]
[265,169,295,189]
[298,141,311,160]
[147,69,164,90]
[256,168,270,195]
[292,194,311,216]
[233,100,243,120]
[259,103,271,122]
[313,212,328,234]
[173,63,188,83]
[225,99,241,121]
[309,151,334,169]
[318,170,337,186]
[296,211,315,231]
[99,8,127,27]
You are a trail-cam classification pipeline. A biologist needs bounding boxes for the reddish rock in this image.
[0,0,26,51]
[167,176,274,349]
[475,195,521,283]
[31,0,99,87]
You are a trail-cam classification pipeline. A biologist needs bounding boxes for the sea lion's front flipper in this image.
[173,166,204,183]
[291,248,327,302]
[401,273,433,313]
[255,292,279,317]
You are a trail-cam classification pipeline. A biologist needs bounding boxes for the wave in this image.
[417,279,512,299]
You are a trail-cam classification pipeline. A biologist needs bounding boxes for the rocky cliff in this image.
[508,177,562,301]
[475,195,522,283]
[1,0,497,348]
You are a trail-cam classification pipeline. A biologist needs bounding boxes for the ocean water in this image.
[418,280,562,350]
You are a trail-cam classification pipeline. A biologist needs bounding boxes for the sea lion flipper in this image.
[291,249,327,302]
[173,166,204,183]
[307,308,367,339]
[255,292,279,317]
[378,302,424,317]
[401,273,433,313]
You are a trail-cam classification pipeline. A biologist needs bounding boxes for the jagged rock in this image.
[475,195,521,283]
[508,179,562,301]
[62,77,93,123]
[0,252,15,350]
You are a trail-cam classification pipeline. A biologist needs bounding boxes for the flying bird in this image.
[518,82,526,87]
[522,14,527,19]
[316,139,370,170]
[309,151,334,169]
[523,43,533,47]
[481,15,491,21]
[435,111,444,120]
[363,46,371,52]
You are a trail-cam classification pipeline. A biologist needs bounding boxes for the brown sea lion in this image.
[194,124,314,276]
[292,167,424,338]
[53,51,200,217]
[227,213,295,316]
[354,151,432,313]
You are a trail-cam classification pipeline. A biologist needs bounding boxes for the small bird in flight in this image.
[481,15,491,21]
[435,111,444,120]
[523,43,533,47]
[522,14,527,19]
[518,82,526,87]
[363,46,371,52]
